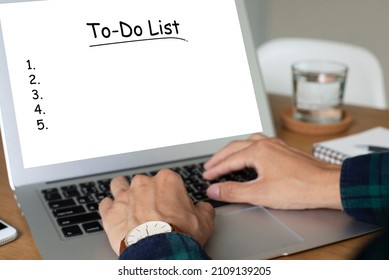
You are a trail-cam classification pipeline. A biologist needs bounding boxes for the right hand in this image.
[99,169,215,255]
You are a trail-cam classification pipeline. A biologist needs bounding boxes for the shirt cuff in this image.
[340,152,389,226]
[119,232,211,260]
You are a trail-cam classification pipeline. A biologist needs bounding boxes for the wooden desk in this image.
[0,137,42,259]
[0,94,388,260]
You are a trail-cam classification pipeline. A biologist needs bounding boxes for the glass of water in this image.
[292,60,348,124]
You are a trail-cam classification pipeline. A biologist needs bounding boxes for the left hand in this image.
[99,169,215,255]
[203,134,342,210]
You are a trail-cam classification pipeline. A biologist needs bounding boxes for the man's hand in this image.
[99,169,215,256]
[203,134,342,210]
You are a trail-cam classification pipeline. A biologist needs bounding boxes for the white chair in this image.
[257,37,387,109]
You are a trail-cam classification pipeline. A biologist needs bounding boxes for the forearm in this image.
[307,166,342,210]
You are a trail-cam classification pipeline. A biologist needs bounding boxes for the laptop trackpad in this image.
[204,205,304,259]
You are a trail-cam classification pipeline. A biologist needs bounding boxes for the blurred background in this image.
[245,0,389,107]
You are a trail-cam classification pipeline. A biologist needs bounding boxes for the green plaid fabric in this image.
[341,152,389,226]
[119,232,210,260]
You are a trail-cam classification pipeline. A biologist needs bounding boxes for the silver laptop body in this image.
[0,0,380,260]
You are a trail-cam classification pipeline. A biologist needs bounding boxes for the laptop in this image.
[0,0,380,260]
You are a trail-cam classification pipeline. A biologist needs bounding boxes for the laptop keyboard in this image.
[41,162,257,239]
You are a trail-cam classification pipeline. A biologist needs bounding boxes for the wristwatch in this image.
[119,221,186,254]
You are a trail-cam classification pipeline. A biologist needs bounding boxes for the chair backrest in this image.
[257,37,387,109]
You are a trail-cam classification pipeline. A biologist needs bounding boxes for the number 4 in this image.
[34,104,42,114]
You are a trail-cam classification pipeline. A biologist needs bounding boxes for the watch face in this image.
[125,221,172,246]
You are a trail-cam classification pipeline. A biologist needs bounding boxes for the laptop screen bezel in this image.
[0,0,275,188]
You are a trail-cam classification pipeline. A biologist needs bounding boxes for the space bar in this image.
[57,212,100,227]
[203,199,230,208]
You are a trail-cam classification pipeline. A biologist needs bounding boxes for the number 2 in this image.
[29,74,36,85]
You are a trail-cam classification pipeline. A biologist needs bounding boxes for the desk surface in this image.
[0,94,388,260]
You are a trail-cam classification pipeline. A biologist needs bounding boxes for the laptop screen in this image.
[0,0,262,169]
[0,0,274,186]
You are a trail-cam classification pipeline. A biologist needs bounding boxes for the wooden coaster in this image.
[281,107,352,135]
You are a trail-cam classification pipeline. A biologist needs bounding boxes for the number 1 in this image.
[27,60,32,70]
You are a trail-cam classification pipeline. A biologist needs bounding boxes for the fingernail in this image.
[202,170,210,179]
[203,158,215,170]
[207,184,220,199]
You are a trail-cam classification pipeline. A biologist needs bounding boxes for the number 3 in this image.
[32,89,39,100]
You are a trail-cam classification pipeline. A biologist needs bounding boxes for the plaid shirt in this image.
[341,152,389,226]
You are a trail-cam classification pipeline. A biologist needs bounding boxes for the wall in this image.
[244,0,269,47]
[245,0,389,107]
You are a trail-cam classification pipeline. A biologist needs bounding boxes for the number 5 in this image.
[37,119,45,130]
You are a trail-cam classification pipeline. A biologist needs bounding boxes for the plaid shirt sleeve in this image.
[340,152,389,226]
[119,232,211,260]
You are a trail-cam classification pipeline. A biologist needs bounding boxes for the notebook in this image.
[313,127,389,164]
[0,0,380,260]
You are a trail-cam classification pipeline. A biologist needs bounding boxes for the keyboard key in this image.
[61,185,80,198]
[42,188,62,200]
[53,205,86,218]
[48,198,76,209]
[95,192,112,202]
[77,195,96,204]
[44,191,62,201]
[57,212,100,227]
[193,192,207,200]
[86,202,98,211]
[175,167,191,178]
[42,187,59,194]
[97,179,111,192]
[186,183,200,194]
[82,221,103,234]
[203,199,230,208]
[62,225,83,238]
[80,182,98,194]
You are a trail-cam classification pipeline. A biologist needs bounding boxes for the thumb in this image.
[195,201,215,220]
[206,181,258,204]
